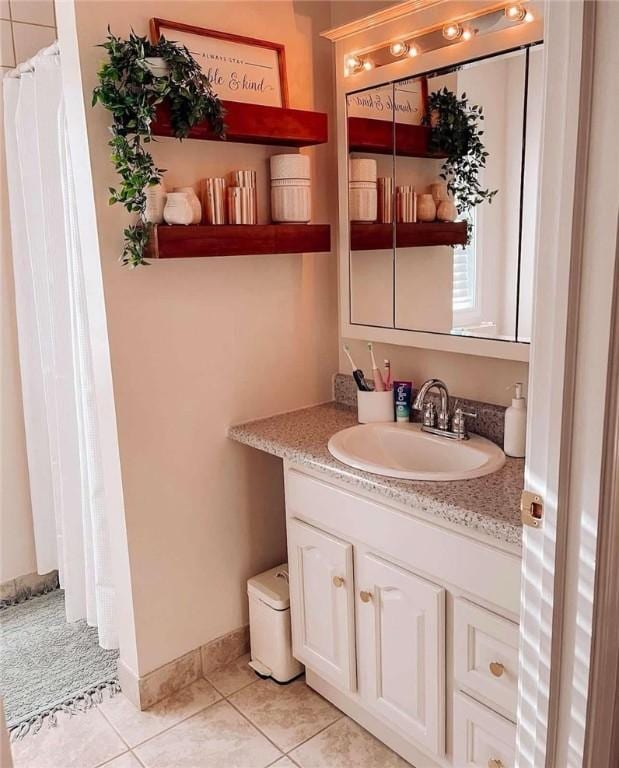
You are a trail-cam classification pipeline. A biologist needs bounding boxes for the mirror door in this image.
[347,83,395,329]
[346,44,543,345]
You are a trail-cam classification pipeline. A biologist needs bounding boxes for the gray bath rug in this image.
[0,589,120,738]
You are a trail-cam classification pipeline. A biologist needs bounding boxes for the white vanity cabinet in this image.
[284,464,521,768]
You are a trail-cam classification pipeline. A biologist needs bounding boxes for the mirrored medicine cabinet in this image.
[345,43,543,355]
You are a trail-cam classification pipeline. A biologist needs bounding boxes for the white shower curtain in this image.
[3,45,117,649]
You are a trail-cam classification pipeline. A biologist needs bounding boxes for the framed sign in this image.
[347,77,427,126]
[150,18,288,108]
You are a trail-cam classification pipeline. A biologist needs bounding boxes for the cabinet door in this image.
[287,519,356,691]
[453,691,516,767]
[356,551,445,756]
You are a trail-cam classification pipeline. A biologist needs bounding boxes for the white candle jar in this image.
[349,181,377,222]
[271,178,311,223]
[349,157,377,183]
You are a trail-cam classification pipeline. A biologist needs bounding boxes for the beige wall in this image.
[72,0,338,675]
[0,0,57,582]
[330,0,402,28]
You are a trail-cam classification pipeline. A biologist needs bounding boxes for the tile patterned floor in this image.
[10,653,412,768]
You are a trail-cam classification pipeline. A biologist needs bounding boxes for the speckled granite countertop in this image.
[229,402,524,548]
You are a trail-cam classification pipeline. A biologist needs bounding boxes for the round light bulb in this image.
[346,55,361,71]
[389,41,409,57]
[442,23,463,41]
[362,59,374,71]
[408,44,419,57]
[505,4,527,22]
[524,10,534,22]
[462,28,472,41]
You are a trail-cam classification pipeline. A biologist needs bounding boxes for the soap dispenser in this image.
[504,383,527,458]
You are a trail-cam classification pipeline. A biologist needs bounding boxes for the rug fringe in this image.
[9,679,121,741]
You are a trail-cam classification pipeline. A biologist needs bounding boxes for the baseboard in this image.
[0,571,59,607]
[201,624,250,675]
[120,624,250,711]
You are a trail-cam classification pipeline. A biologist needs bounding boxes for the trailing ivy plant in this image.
[423,87,497,240]
[92,30,226,267]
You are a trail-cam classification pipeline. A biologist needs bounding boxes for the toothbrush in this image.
[368,342,385,391]
[383,359,391,390]
[343,344,371,391]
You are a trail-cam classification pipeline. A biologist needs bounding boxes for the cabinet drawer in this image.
[454,598,519,721]
[453,691,516,768]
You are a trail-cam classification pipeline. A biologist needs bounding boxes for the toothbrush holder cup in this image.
[357,390,395,424]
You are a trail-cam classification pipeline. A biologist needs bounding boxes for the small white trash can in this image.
[247,564,304,683]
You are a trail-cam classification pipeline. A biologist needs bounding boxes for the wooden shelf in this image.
[147,224,331,259]
[348,117,446,159]
[152,100,328,147]
[350,221,467,251]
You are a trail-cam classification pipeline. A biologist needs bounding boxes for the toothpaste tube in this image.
[393,380,413,423]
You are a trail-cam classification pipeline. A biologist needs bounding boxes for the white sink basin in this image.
[327,422,505,481]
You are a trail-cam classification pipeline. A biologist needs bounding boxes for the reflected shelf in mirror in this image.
[350,221,467,250]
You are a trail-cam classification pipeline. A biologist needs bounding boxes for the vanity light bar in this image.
[344,5,534,76]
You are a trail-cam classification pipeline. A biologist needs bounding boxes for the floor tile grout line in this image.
[284,713,346,756]
[96,671,259,753]
[225,696,286,757]
[95,702,135,751]
[97,689,225,753]
[91,747,131,768]
[130,748,147,768]
[203,668,259,698]
[224,683,345,756]
[95,667,346,764]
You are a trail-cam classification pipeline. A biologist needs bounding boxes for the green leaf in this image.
[92,27,226,266]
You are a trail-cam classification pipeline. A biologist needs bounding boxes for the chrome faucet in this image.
[412,379,476,440]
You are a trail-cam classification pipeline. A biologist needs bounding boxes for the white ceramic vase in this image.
[417,194,437,222]
[175,187,202,224]
[163,192,194,226]
[144,182,167,224]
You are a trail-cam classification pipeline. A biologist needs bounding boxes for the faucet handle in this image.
[456,407,477,419]
[423,401,436,427]
[454,400,477,419]
[452,405,477,438]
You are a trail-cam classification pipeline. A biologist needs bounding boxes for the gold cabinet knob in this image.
[488,759,504,768]
[332,575,345,588]
[489,661,505,678]
[360,590,373,603]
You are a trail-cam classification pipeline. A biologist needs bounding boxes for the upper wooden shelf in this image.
[348,117,446,159]
[350,221,467,251]
[152,100,328,147]
[147,224,331,260]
